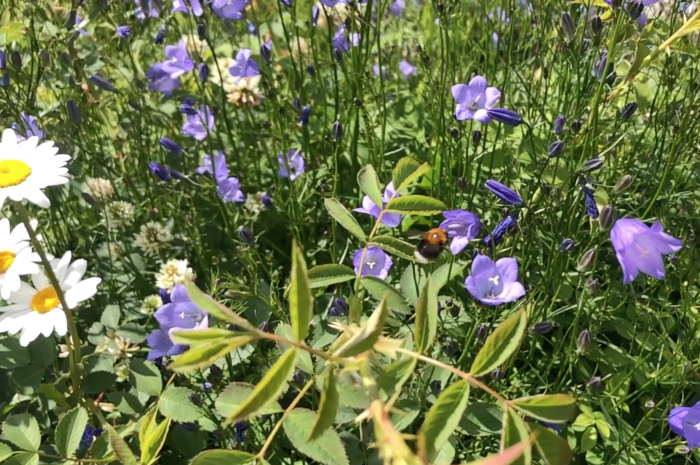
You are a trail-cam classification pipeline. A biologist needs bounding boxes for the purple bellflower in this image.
[212,0,248,19]
[12,112,44,142]
[182,105,215,141]
[162,40,194,79]
[353,246,393,280]
[172,0,204,16]
[321,0,346,5]
[389,0,406,16]
[217,177,245,203]
[198,152,228,179]
[439,210,482,254]
[146,63,181,96]
[465,255,526,306]
[484,212,518,248]
[116,25,132,38]
[354,181,402,228]
[74,14,89,36]
[485,180,523,206]
[333,25,350,54]
[149,162,172,182]
[147,284,208,360]
[610,218,682,285]
[278,149,305,181]
[583,186,599,219]
[669,401,700,449]
[399,59,417,77]
[229,49,260,83]
[452,76,501,123]
[132,0,161,19]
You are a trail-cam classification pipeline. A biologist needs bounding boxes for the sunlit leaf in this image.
[392,157,431,190]
[55,407,88,458]
[414,275,438,353]
[290,241,313,341]
[361,277,411,314]
[285,408,349,465]
[371,235,416,261]
[512,395,577,424]
[385,195,447,215]
[470,310,527,376]
[324,198,367,242]
[501,409,531,465]
[419,380,470,460]
[357,165,383,208]
[308,264,356,289]
[309,368,340,440]
[168,336,253,373]
[335,299,389,357]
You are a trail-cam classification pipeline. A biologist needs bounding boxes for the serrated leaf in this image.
[56,407,88,457]
[512,395,577,424]
[36,383,70,408]
[419,381,470,459]
[275,323,314,373]
[309,368,340,440]
[2,414,40,452]
[190,449,256,465]
[361,277,411,314]
[290,242,312,341]
[308,264,357,289]
[529,424,572,465]
[158,386,204,422]
[284,408,349,465]
[501,409,531,465]
[357,165,383,208]
[335,299,388,357]
[226,349,297,423]
[385,195,447,215]
[324,198,367,242]
[105,425,138,465]
[0,337,30,369]
[4,452,38,465]
[415,275,438,353]
[215,382,283,418]
[371,235,416,261]
[141,416,171,465]
[377,358,416,398]
[185,282,256,332]
[129,359,162,396]
[0,443,12,462]
[470,310,527,376]
[393,157,431,190]
[139,407,159,451]
[169,336,253,373]
[170,328,240,346]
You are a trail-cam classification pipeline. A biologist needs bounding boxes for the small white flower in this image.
[106,201,136,227]
[84,177,114,201]
[0,129,71,209]
[140,294,163,315]
[244,191,267,216]
[133,221,173,256]
[0,218,43,300]
[0,251,101,346]
[155,258,195,291]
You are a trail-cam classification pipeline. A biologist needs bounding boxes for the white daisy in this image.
[0,218,43,299]
[0,251,101,346]
[0,129,71,209]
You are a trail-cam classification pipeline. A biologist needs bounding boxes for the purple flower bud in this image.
[588,376,603,390]
[247,21,257,35]
[443,340,457,356]
[621,101,637,121]
[260,41,272,64]
[306,65,315,76]
[599,205,615,229]
[180,103,198,115]
[0,74,9,87]
[577,329,591,352]
[198,63,209,82]
[159,137,182,155]
[149,162,172,182]
[189,392,203,406]
[547,140,565,157]
[238,227,255,247]
[530,321,554,335]
[591,15,603,33]
[169,169,185,181]
[457,177,468,191]
[581,157,603,172]
[490,367,504,380]
[615,174,633,193]
[292,370,305,385]
[262,192,273,209]
[330,297,348,317]
[472,130,482,146]
[484,211,518,248]
[577,248,596,272]
[116,25,132,38]
[155,23,166,44]
[475,324,488,340]
[559,238,575,252]
[159,288,171,304]
[596,51,608,82]
[449,305,460,318]
[571,118,582,133]
[312,5,320,26]
[67,99,82,125]
[298,105,311,126]
[331,120,343,141]
[235,421,248,442]
[583,187,599,219]
[88,74,117,92]
[258,320,271,333]
[487,108,523,126]
[429,380,441,395]
[10,51,21,70]
[553,114,566,134]
[293,98,302,112]
[627,1,644,20]
[202,381,213,391]
[197,22,206,40]
[561,12,575,41]
[485,180,523,206]
[0,51,6,70]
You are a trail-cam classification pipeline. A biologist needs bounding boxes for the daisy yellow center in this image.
[0,250,15,274]
[0,160,31,188]
[31,287,60,314]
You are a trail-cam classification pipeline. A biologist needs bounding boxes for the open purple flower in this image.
[217,177,245,203]
[389,0,406,16]
[333,25,350,54]
[132,0,161,19]
[12,112,44,142]
[74,14,89,35]
[353,246,392,280]
[147,284,208,360]
[354,181,402,228]
[146,63,181,96]
[452,76,501,123]
[668,401,700,449]
[278,149,305,181]
[229,49,260,83]
[172,0,204,16]
[162,39,194,79]
[212,0,248,19]
[610,218,682,285]
[465,255,526,306]
[182,105,215,141]
[439,210,482,254]
[399,59,417,77]
[198,152,229,180]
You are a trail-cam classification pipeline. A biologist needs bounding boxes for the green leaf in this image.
[284,408,349,465]
[10,364,44,394]
[170,328,240,346]
[308,264,356,289]
[392,157,431,191]
[0,337,30,369]
[512,394,577,424]
[595,419,610,440]
[158,386,204,423]
[580,426,597,453]
[529,423,573,465]
[360,277,410,314]
[432,439,456,465]
[357,165,383,209]
[335,299,389,357]
[139,407,159,451]
[4,452,38,465]
[501,409,531,465]
[432,262,467,290]
[169,337,253,373]
[309,368,340,440]
[414,275,438,354]
[27,335,56,367]
[466,439,533,465]
[83,371,118,394]
[110,392,145,415]
[370,235,416,261]
[105,424,138,465]
[290,242,313,341]
[129,359,163,396]
[215,382,283,418]
[324,198,367,242]
[419,380,470,459]
[36,383,70,409]
[56,407,88,457]
[2,414,40,451]
[226,349,297,423]
[0,443,12,462]
[190,449,256,465]
[385,195,447,215]
[275,323,314,373]
[100,304,121,329]
[141,416,172,465]
[470,310,527,376]
[377,358,416,398]
[185,282,256,332]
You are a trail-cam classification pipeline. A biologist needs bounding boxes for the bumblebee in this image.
[414,228,447,264]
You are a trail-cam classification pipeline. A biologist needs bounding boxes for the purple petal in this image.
[473,109,492,123]
[485,87,501,108]
[450,236,470,255]
[468,75,488,91]
[500,281,526,303]
[669,407,690,436]
[495,258,519,283]
[471,254,496,276]
[452,84,470,104]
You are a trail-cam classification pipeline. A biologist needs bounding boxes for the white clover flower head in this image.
[226,76,263,107]
[0,251,101,346]
[155,258,195,291]
[106,201,136,227]
[0,218,44,300]
[141,294,163,315]
[0,129,71,209]
[84,177,114,201]
[133,221,173,256]
[244,191,268,216]
[182,34,209,55]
